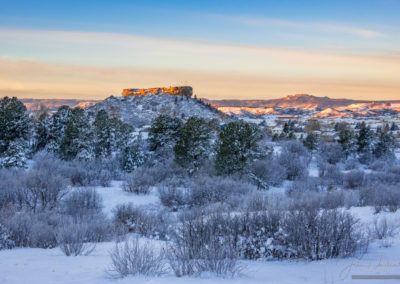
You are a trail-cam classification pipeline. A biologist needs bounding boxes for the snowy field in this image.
[1,178,400,284]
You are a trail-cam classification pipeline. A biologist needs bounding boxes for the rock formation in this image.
[122,86,193,97]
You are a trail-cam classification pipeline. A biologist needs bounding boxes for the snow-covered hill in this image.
[87,95,230,127]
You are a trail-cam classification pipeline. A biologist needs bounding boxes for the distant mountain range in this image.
[203,94,400,110]
[21,94,400,119]
[21,98,99,113]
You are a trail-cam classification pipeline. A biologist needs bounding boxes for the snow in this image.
[94,181,159,217]
[2,236,400,284]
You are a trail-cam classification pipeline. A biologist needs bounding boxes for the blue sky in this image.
[0,0,399,99]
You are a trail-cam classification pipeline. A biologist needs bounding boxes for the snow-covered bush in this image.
[343,170,365,189]
[278,142,310,181]
[281,208,368,260]
[318,142,344,165]
[369,217,399,241]
[56,220,96,256]
[0,169,21,209]
[67,160,112,187]
[112,203,171,240]
[286,177,323,196]
[122,169,153,194]
[63,188,103,217]
[186,176,254,207]
[317,162,344,188]
[3,211,60,248]
[360,185,400,213]
[0,223,14,250]
[250,158,286,189]
[19,169,68,212]
[109,237,166,277]
[158,185,187,211]
[167,214,241,277]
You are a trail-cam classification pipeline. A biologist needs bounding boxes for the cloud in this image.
[208,14,386,38]
[0,57,399,101]
[0,28,399,100]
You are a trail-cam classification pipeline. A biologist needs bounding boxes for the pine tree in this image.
[121,134,147,172]
[303,133,319,151]
[373,132,396,159]
[60,108,94,161]
[47,105,73,154]
[356,123,374,154]
[338,129,355,158]
[0,97,31,167]
[33,112,50,152]
[148,115,182,152]
[215,120,263,175]
[0,97,31,152]
[174,117,213,172]
[110,117,134,152]
[1,139,28,168]
[93,110,113,158]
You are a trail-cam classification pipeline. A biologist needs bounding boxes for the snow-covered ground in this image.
[2,156,400,284]
[1,225,400,284]
[93,181,159,217]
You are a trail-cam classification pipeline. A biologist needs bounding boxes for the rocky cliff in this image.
[122,86,193,97]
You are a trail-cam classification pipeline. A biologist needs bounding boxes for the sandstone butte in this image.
[122,86,193,97]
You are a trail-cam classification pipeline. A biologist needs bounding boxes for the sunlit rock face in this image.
[122,86,193,97]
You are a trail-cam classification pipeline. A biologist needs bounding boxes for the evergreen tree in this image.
[110,117,134,152]
[215,120,263,175]
[148,114,182,152]
[1,139,28,168]
[0,97,31,167]
[356,123,374,154]
[47,105,73,154]
[303,133,319,151]
[121,134,147,172]
[59,108,94,161]
[93,110,113,158]
[174,117,213,172]
[373,132,396,159]
[33,112,50,152]
[0,97,31,153]
[338,129,355,158]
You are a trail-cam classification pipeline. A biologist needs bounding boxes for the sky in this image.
[0,0,399,100]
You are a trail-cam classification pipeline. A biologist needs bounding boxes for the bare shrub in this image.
[282,208,368,260]
[109,237,166,277]
[250,158,286,189]
[286,177,323,196]
[318,142,344,165]
[112,203,172,240]
[343,170,365,189]
[167,215,242,277]
[122,169,153,194]
[0,223,15,250]
[360,185,400,213]
[56,220,96,256]
[158,186,187,211]
[3,211,61,248]
[20,169,68,212]
[66,160,112,187]
[344,158,359,170]
[369,217,399,241]
[186,176,254,207]
[278,152,309,180]
[63,188,103,217]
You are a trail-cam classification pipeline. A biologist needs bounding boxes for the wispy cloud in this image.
[209,14,386,38]
[0,28,399,100]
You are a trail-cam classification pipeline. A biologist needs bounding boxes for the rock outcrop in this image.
[122,86,193,97]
